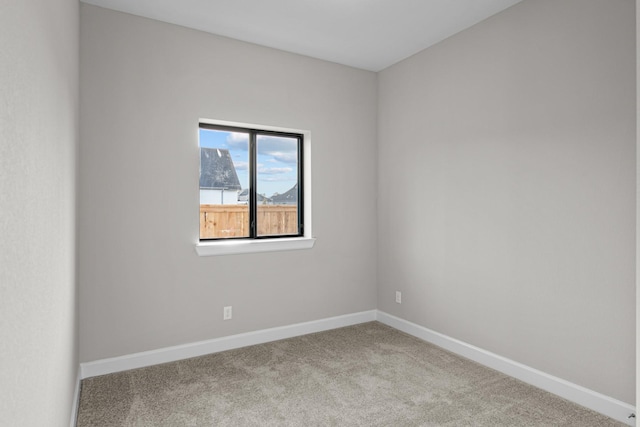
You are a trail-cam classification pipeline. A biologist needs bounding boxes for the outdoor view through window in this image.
[199,124,302,240]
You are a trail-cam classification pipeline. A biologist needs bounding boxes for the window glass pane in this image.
[199,128,249,239]
[256,134,299,237]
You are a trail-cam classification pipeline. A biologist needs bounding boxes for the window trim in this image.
[195,236,316,256]
[195,118,314,256]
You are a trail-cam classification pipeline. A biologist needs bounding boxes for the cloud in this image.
[229,132,248,141]
[226,133,298,165]
[269,151,298,164]
[257,135,297,152]
[227,132,249,150]
[259,176,297,182]
[233,161,248,171]
[258,166,293,175]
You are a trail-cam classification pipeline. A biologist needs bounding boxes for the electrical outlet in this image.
[395,291,402,304]
[223,306,232,320]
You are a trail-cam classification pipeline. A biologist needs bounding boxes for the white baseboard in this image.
[80,310,377,379]
[69,366,81,427]
[78,309,635,426]
[376,311,636,426]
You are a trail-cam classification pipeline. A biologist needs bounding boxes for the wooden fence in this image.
[200,204,298,239]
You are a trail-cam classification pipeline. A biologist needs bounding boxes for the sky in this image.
[199,128,299,197]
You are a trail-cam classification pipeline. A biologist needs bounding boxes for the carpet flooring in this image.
[77,322,625,426]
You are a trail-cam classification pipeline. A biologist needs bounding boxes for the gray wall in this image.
[378,0,635,404]
[79,0,635,407]
[79,5,378,362]
[0,0,79,425]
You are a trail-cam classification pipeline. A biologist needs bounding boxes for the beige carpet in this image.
[77,322,624,426]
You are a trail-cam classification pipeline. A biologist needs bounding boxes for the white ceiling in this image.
[81,0,523,71]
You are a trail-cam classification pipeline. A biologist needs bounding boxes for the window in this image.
[199,123,304,242]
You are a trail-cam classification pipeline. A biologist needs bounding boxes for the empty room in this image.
[1,0,637,426]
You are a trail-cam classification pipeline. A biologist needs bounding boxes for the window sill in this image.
[195,237,316,256]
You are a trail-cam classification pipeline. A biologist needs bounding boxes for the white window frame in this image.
[195,118,314,256]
